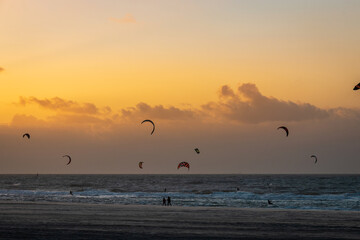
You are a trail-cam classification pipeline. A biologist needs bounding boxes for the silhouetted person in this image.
[236,187,239,191]
[167,197,172,206]
[162,197,166,206]
[268,200,273,205]
[164,188,167,192]
[70,191,73,196]
[167,196,172,206]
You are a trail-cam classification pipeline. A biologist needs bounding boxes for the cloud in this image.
[329,107,360,120]
[17,96,111,115]
[14,83,356,131]
[109,14,136,24]
[10,113,115,134]
[14,97,115,132]
[121,102,196,120]
[6,85,360,174]
[219,85,235,98]
[11,114,46,128]
[202,83,330,123]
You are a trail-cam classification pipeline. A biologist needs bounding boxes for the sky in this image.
[0,0,360,173]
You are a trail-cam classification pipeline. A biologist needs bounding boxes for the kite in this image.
[141,119,155,135]
[353,83,360,90]
[177,162,190,170]
[311,155,318,164]
[22,133,30,139]
[62,155,72,165]
[277,126,289,137]
[194,148,200,154]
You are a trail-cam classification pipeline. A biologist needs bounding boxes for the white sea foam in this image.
[0,174,359,211]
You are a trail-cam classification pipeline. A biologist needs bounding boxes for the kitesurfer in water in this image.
[167,196,172,206]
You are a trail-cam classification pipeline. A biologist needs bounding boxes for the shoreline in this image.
[1,199,359,213]
[0,201,359,239]
[1,173,360,175]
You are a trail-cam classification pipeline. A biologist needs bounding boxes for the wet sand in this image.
[0,201,359,239]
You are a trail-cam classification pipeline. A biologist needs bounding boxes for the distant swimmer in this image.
[22,133,30,139]
[268,200,273,205]
[353,82,360,90]
[277,126,289,137]
[69,191,73,195]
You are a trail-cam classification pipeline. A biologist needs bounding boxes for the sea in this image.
[0,174,359,211]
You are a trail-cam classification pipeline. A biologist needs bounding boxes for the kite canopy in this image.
[353,83,360,90]
[141,119,155,135]
[139,161,144,169]
[311,155,318,164]
[277,126,289,137]
[177,162,190,170]
[22,133,30,139]
[194,148,200,154]
[62,155,72,165]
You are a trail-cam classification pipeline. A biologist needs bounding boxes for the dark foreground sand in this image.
[0,201,359,239]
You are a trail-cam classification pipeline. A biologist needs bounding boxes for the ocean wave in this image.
[0,174,359,211]
[186,181,204,185]
[109,188,126,193]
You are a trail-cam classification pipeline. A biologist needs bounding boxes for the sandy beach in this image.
[0,201,359,239]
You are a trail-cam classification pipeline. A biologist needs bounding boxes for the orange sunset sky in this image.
[0,0,360,174]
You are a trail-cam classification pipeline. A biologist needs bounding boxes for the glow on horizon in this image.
[1,1,360,120]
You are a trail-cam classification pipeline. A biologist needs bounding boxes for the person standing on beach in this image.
[162,197,166,206]
[167,196,172,206]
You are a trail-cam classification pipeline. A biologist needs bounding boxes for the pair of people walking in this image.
[162,196,172,206]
